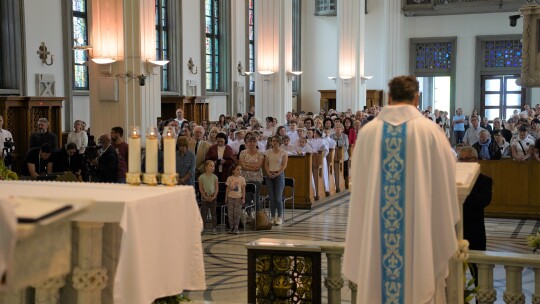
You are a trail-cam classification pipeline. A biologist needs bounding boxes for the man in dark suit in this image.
[29,117,58,150]
[90,133,118,183]
[458,146,493,286]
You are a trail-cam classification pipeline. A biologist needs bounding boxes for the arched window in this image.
[204,0,229,93]
[73,0,89,91]
[155,0,169,91]
[248,0,255,92]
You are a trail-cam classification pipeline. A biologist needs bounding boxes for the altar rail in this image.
[468,250,540,304]
[247,239,540,304]
[479,160,540,218]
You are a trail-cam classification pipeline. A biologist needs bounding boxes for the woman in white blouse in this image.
[66,120,88,154]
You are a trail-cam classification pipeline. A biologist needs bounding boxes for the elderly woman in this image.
[176,136,196,186]
[331,122,350,182]
[239,132,265,210]
[264,135,288,225]
[205,132,235,182]
[472,129,501,160]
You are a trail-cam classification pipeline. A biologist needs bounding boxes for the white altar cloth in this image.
[0,181,206,304]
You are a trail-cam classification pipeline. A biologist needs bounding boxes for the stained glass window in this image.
[155,0,169,91]
[205,0,220,92]
[482,39,522,69]
[73,0,88,90]
[248,0,255,92]
[413,41,453,72]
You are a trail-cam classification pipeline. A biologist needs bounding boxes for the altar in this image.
[0,181,206,304]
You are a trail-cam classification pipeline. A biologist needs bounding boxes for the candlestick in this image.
[163,126,176,175]
[128,126,141,173]
[145,126,158,174]
[127,126,142,185]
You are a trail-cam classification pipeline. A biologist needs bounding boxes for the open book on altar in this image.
[9,197,73,224]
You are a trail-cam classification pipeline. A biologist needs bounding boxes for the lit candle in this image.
[128,126,141,174]
[163,127,176,175]
[145,126,158,174]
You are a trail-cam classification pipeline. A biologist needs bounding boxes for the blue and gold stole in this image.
[380,123,407,304]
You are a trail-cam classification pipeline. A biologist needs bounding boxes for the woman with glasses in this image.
[264,135,288,225]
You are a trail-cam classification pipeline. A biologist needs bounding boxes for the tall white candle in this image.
[163,127,176,175]
[145,127,158,174]
[128,126,141,174]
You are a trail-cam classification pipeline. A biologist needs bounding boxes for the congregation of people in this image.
[3,100,540,235]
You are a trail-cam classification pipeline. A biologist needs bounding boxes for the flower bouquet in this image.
[0,158,18,180]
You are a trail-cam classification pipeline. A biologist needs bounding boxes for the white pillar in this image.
[383,0,405,105]
[254,0,293,124]
[337,0,366,112]
[89,0,162,137]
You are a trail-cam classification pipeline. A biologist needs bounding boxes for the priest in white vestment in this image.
[343,75,459,304]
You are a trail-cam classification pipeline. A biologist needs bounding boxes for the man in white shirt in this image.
[0,115,15,158]
[463,115,485,146]
[174,108,186,126]
[344,76,458,304]
[229,130,245,156]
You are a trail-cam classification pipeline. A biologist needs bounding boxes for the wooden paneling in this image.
[160,95,208,124]
[481,160,540,218]
[0,96,63,172]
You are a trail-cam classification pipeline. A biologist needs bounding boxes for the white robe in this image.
[309,138,330,191]
[343,105,459,304]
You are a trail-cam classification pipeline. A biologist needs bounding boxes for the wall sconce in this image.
[286,70,303,81]
[147,59,169,75]
[92,58,117,76]
[361,75,373,84]
[328,76,337,84]
[37,42,54,66]
[258,70,274,81]
[187,57,198,74]
[340,75,353,84]
[237,61,253,76]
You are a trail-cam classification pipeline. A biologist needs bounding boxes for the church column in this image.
[72,222,108,304]
[254,0,293,124]
[336,0,366,112]
[382,0,405,105]
[89,0,162,137]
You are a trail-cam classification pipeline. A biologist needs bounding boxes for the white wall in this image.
[300,0,338,113]
[24,0,67,128]
[182,0,202,96]
[364,0,389,91]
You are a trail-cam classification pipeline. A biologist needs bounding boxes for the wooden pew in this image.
[480,159,540,218]
[327,148,336,195]
[334,146,346,192]
[284,153,315,209]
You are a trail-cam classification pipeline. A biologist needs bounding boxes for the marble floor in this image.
[183,191,538,304]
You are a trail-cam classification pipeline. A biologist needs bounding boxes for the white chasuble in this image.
[343,105,459,304]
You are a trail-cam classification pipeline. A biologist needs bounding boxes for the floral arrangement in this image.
[0,158,18,180]
[527,231,540,253]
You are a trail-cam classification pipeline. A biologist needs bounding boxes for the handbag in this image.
[255,211,273,230]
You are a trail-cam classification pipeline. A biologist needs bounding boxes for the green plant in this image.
[464,262,479,304]
[0,158,18,180]
[527,232,540,253]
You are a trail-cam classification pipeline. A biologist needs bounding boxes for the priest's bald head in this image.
[388,75,419,107]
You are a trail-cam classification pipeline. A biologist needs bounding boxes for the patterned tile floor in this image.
[183,192,537,304]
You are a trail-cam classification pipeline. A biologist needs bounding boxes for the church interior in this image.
[2,0,540,303]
